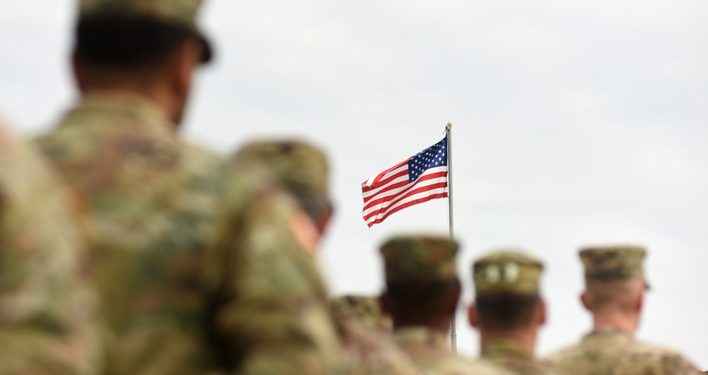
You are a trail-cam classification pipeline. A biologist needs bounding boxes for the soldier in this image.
[232,140,334,250]
[544,245,701,374]
[468,250,559,374]
[228,140,348,374]
[0,123,101,374]
[36,2,343,374]
[379,235,512,375]
[329,295,420,375]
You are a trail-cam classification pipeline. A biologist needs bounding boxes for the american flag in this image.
[361,135,449,228]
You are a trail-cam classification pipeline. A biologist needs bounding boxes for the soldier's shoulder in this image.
[544,342,585,363]
[618,339,700,374]
[178,140,226,178]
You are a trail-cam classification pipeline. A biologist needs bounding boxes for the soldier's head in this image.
[378,235,461,332]
[71,0,213,125]
[579,245,648,330]
[468,250,547,338]
[233,140,333,237]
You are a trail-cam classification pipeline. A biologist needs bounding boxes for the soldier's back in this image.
[545,329,700,375]
[483,341,560,375]
[394,327,510,375]
[36,94,228,373]
[0,124,101,375]
[37,95,344,374]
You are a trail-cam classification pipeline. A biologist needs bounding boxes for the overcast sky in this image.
[1,0,707,368]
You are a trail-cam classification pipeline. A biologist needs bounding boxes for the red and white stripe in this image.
[361,158,448,228]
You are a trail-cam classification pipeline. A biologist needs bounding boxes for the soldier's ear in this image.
[580,291,591,311]
[316,203,334,236]
[537,299,547,326]
[467,304,480,329]
[71,49,87,93]
[379,293,392,316]
[634,289,644,313]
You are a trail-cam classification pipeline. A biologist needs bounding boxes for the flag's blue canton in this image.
[408,135,448,182]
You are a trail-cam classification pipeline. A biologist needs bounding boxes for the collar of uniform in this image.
[60,93,174,137]
[583,327,633,342]
[393,326,449,351]
[482,340,532,361]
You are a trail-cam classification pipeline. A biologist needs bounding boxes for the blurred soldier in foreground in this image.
[330,295,421,375]
[468,250,559,374]
[544,246,701,374]
[379,235,512,375]
[0,123,101,374]
[228,140,347,374]
[36,1,343,374]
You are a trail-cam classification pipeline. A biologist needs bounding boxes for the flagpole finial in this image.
[446,121,453,131]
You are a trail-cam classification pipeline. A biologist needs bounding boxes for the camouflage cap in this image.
[580,245,647,280]
[330,295,391,330]
[233,140,329,200]
[380,235,459,285]
[473,250,544,296]
[78,0,213,63]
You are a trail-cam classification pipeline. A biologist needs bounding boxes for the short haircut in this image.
[386,279,460,318]
[475,292,540,330]
[75,15,194,70]
[585,277,643,312]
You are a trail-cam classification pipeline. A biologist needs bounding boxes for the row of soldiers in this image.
[333,241,704,375]
[0,0,703,374]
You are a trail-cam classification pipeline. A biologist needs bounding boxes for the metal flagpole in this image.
[446,121,457,353]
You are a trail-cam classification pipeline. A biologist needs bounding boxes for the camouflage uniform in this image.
[38,14,343,372]
[482,341,555,375]
[330,295,392,333]
[228,141,346,374]
[0,124,101,374]
[545,329,700,375]
[473,251,559,375]
[330,295,419,375]
[381,235,511,375]
[544,246,701,375]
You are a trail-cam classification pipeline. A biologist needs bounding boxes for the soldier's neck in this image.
[80,85,179,128]
[393,317,451,334]
[592,310,639,335]
[480,326,537,355]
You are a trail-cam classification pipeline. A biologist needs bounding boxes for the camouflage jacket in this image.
[544,328,701,375]
[393,327,511,375]
[0,125,101,375]
[482,340,559,375]
[335,320,422,375]
[36,94,344,375]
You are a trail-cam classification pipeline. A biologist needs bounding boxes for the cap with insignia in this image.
[233,140,329,200]
[473,250,544,297]
[380,235,459,285]
[78,0,213,63]
[330,295,391,330]
[579,245,647,280]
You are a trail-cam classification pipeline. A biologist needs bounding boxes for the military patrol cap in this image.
[380,235,459,285]
[78,0,213,63]
[473,250,544,296]
[234,140,329,199]
[580,245,647,280]
[330,295,391,330]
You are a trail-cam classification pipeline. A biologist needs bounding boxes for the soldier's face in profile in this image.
[171,38,205,127]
